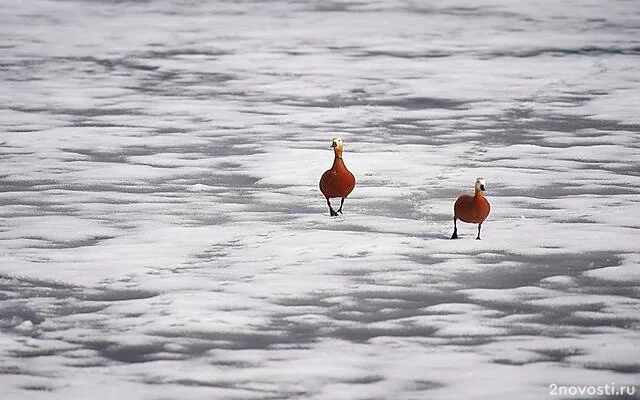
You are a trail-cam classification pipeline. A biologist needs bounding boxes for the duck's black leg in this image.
[327,199,339,216]
[336,197,345,214]
[476,223,482,240]
[451,217,458,239]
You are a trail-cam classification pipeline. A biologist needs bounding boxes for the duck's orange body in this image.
[319,137,355,216]
[452,177,490,240]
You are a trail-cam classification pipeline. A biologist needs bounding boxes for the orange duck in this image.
[451,177,491,240]
[319,137,356,216]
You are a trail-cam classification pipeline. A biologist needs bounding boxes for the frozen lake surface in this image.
[1,0,639,399]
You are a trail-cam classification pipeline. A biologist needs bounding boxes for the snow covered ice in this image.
[1,0,639,399]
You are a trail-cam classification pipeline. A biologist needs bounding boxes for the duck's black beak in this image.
[330,141,337,148]
[480,184,485,191]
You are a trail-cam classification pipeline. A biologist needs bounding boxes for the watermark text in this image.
[550,383,636,397]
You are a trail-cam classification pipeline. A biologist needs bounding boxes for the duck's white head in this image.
[330,137,344,150]
[475,177,486,192]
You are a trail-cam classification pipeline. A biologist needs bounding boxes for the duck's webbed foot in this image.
[327,199,339,216]
[336,198,345,214]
